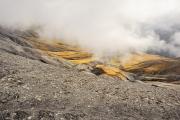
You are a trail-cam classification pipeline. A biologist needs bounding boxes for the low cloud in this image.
[0,0,180,57]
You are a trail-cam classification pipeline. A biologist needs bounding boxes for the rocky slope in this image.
[0,27,180,120]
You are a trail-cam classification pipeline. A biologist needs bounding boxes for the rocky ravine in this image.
[0,27,180,120]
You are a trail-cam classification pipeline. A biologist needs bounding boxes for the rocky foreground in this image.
[0,27,180,120]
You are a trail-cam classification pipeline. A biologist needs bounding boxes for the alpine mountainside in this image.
[0,26,180,120]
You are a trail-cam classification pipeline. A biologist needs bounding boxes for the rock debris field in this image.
[0,27,180,120]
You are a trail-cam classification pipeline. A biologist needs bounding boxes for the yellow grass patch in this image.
[96,65,127,80]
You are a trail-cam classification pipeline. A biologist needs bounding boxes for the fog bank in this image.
[0,0,180,57]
